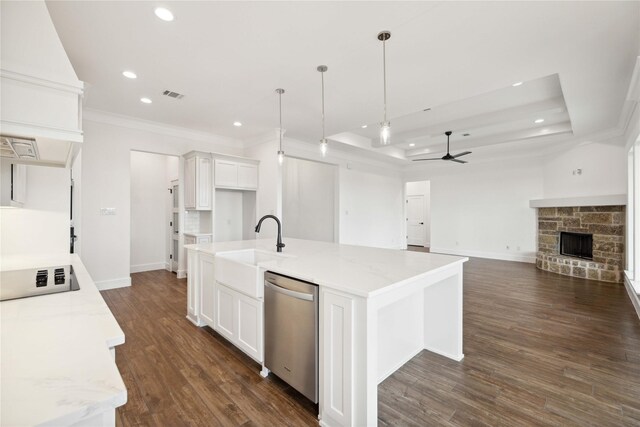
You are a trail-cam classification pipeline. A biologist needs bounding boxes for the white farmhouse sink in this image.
[214,249,290,298]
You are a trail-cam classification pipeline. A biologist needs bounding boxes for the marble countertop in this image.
[183,232,213,237]
[1,254,127,426]
[186,238,468,298]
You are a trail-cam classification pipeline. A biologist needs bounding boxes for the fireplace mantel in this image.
[529,194,626,208]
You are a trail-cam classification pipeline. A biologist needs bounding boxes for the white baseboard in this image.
[430,247,536,263]
[130,262,166,273]
[424,345,465,362]
[624,273,640,320]
[377,345,423,385]
[96,277,131,291]
[176,269,186,279]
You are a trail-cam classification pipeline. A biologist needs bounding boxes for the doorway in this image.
[130,151,179,274]
[405,181,431,249]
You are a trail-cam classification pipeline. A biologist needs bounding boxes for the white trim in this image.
[529,194,627,208]
[0,68,83,92]
[96,277,131,291]
[176,269,187,279]
[424,345,465,362]
[83,108,240,149]
[624,272,640,320]
[430,247,536,263]
[130,262,167,273]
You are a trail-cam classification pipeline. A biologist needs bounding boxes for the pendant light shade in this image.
[317,65,328,157]
[378,31,391,146]
[275,88,285,165]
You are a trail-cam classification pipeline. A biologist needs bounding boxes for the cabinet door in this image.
[186,250,199,323]
[214,283,235,340]
[184,157,196,209]
[196,157,212,209]
[184,236,196,245]
[199,255,215,327]
[236,292,263,362]
[214,160,238,187]
[237,164,258,189]
[196,235,212,244]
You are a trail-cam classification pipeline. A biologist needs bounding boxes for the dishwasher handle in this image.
[265,281,315,301]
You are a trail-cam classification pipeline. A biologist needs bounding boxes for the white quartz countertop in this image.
[183,232,212,237]
[186,238,468,298]
[1,254,127,426]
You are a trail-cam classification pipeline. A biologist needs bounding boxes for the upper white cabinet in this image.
[184,152,212,210]
[214,159,258,190]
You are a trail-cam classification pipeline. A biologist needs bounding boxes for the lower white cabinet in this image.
[196,235,212,244]
[184,235,196,245]
[199,254,215,327]
[214,281,263,362]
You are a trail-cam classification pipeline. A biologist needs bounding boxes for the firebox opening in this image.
[559,231,593,260]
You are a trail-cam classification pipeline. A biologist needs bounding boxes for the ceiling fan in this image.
[412,131,472,164]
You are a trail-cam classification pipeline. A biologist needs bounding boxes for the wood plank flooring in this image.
[101,258,640,426]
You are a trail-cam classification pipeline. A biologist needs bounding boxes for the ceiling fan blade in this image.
[412,158,442,162]
[451,159,467,164]
[452,151,472,158]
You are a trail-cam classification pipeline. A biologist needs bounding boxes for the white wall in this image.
[1,162,70,257]
[80,114,242,288]
[130,151,178,273]
[339,168,405,249]
[215,190,244,242]
[283,157,337,242]
[405,158,544,262]
[246,136,405,249]
[542,142,627,198]
[406,180,431,247]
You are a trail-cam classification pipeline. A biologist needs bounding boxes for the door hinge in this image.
[168,188,173,194]
[169,254,173,259]
[170,221,173,226]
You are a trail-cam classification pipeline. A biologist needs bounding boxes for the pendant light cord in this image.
[383,38,387,122]
[279,91,283,151]
[321,70,325,140]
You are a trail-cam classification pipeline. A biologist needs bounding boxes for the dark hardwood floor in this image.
[102,258,640,426]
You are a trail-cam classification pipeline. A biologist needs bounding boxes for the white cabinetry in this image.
[214,159,258,190]
[199,254,215,327]
[214,281,263,362]
[184,152,212,210]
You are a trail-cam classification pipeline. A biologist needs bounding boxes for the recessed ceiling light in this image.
[122,70,137,79]
[512,81,523,87]
[534,118,545,124]
[361,125,368,128]
[140,97,152,104]
[409,143,415,147]
[233,121,242,127]
[154,7,174,21]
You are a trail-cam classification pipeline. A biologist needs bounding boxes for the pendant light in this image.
[378,31,391,146]
[275,88,285,165]
[317,65,328,157]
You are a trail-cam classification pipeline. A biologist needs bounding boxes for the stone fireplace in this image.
[535,205,625,283]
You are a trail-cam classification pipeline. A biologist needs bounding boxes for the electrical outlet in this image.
[506,245,510,250]
[100,208,116,216]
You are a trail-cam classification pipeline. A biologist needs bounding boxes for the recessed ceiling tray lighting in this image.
[233,121,242,127]
[512,81,523,87]
[534,118,545,123]
[409,143,415,147]
[140,97,152,104]
[154,7,174,22]
[122,70,137,79]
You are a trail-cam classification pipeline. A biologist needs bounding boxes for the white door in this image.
[170,180,179,272]
[407,195,426,246]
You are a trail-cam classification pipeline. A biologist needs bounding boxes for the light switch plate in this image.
[100,208,116,215]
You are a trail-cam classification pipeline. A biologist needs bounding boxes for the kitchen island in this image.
[0,254,126,427]
[186,238,467,427]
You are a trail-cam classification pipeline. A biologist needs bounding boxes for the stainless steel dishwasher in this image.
[264,271,318,403]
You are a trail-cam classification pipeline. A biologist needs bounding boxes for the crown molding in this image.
[82,108,242,149]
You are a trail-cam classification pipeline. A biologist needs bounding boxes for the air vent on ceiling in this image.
[162,90,184,100]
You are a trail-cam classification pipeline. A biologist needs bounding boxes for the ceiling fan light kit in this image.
[413,131,472,164]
